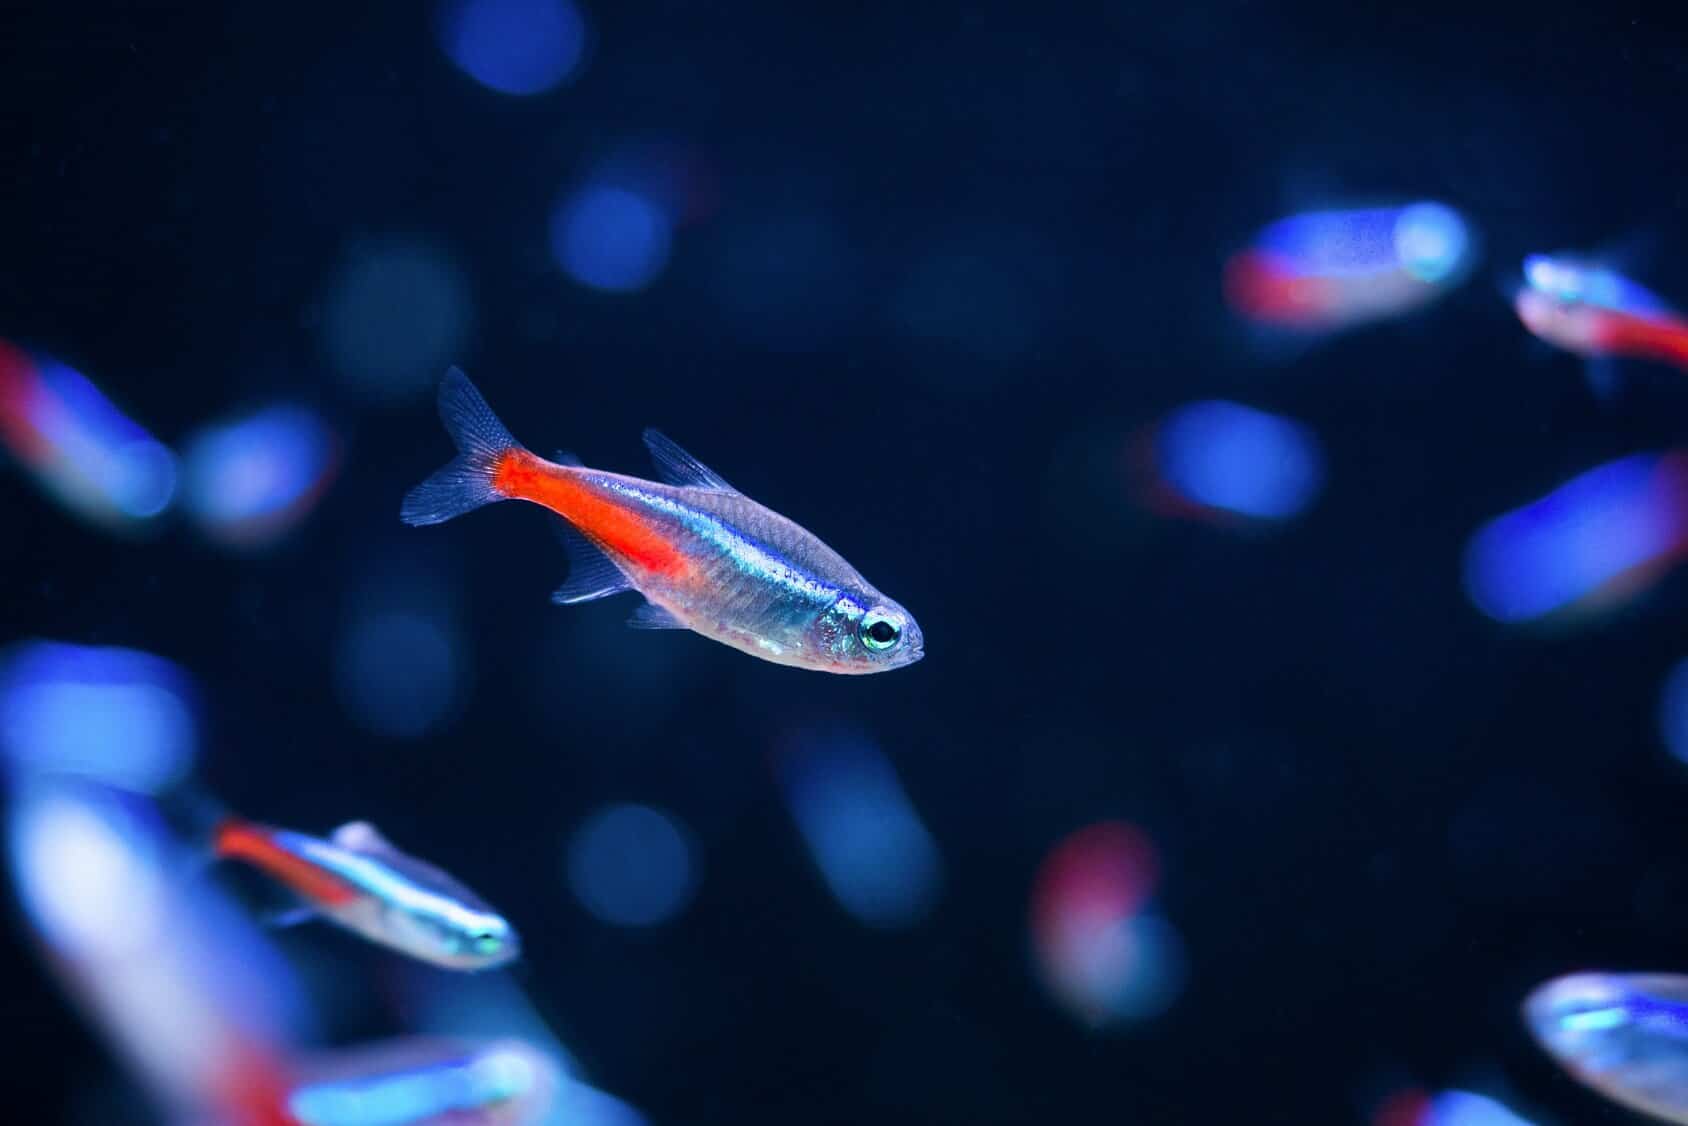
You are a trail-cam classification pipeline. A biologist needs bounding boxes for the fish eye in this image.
[860,610,901,652]
[470,929,503,955]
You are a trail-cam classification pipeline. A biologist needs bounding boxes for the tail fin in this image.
[400,367,523,526]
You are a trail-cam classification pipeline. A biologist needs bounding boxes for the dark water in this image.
[4,2,1688,1123]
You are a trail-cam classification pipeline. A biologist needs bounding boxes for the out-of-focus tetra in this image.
[213,816,519,972]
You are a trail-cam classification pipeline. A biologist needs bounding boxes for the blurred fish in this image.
[1224,201,1473,334]
[181,403,340,549]
[213,817,518,971]
[1524,971,1688,1124]
[1514,255,1688,393]
[8,782,308,1126]
[286,1037,559,1126]
[1461,450,1688,626]
[400,368,923,674]
[0,339,178,531]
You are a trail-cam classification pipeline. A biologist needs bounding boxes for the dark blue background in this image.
[4,2,1688,1122]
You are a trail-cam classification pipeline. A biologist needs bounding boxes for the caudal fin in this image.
[400,367,523,526]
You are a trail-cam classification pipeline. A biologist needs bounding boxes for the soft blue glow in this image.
[566,803,697,927]
[1157,400,1323,520]
[409,973,647,1126]
[1093,913,1186,1023]
[551,185,672,294]
[777,731,942,928]
[1426,1090,1536,1126]
[1463,454,1682,623]
[0,642,196,793]
[334,610,460,739]
[8,780,309,1054]
[183,405,335,545]
[34,361,178,520]
[1393,203,1470,283]
[9,784,168,954]
[1037,908,1186,1026]
[1522,253,1670,316]
[1560,1005,1630,1032]
[437,0,587,96]
[1256,207,1400,277]
[322,241,471,403]
[1659,658,1688,766]
[1256,202,1469,284]
[289,1045,539,1126]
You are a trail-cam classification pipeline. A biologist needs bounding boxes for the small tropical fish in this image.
[1223,202,1473,333]
[1524,971,1688,1124]
[400,368,923,674]
[1515,254,1688,377]
[286,1037,559,1126]
[212,818,518,971]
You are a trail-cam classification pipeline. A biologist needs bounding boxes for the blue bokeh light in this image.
[1658,658,1688,767]
[289,1042,550,1126]
[28,360,178,522]
[1392,203,1471,284]
[8,780,311,1082]
[1256,207,1400,277]
[1463,453,1683,624]
[436,0,587,96]
[566,803,697,927]
[0,641,196,794]
[776,731,942,928]
[334,610,461,740]
[1522,253,1669,316]
[10,784,168,955]
[551,185,672,294]
[1156,400,1324,520]
[182,404,336,547]
[1254,202,1470,284]
[409,973,647,1126]
[1425,1090,1537,1126]
[321,240,472,404]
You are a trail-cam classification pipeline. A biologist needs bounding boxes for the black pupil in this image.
[868,620,898,644]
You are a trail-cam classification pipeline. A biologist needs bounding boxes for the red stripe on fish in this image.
[213,819,360,908]
[494,449,691,578]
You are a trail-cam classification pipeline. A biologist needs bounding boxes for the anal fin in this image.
[628,602,686,629]
[551,520,634,605]
[1583,357,1622,404]
[262,905,317,930]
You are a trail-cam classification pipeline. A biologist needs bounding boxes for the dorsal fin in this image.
[331,820,393,855]
[642,428,736,492]
[551,449,583,467]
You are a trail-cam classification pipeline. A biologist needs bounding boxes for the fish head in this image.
[810,591,924,674]
[1514,287,1603,355]
[385,901,521,970]
[1523,972,1647,1069]
[1515,259,1608,355]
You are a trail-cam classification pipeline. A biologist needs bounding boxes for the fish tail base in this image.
[400,366,524,526]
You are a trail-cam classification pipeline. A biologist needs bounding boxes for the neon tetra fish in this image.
[400,368,923,674]
[213,818,518,971]
[1515,254,1688,373]
[1524,972,1688,1125]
